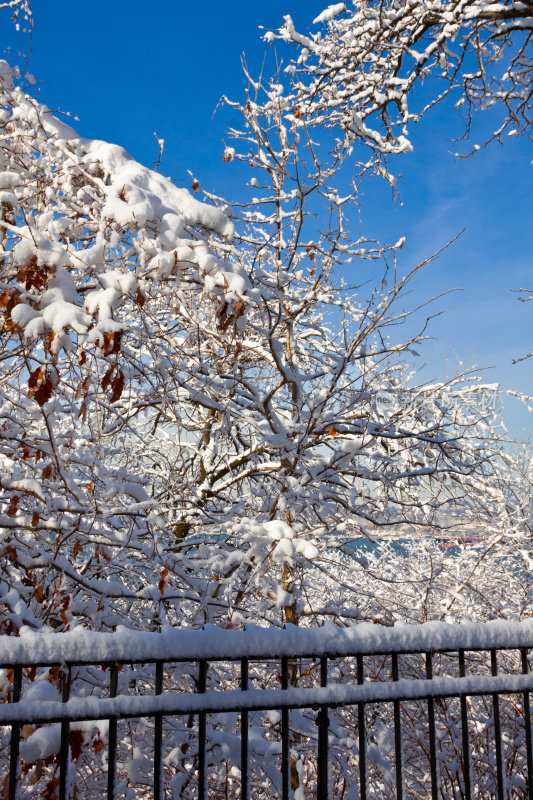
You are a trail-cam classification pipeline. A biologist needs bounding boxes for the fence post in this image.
[107,663,119,800]
[59,664,71,800]
[357,654,367,800]
[426,653,439,800]
[198,659,208,800]
[392,653,403,800]
[490,649,505,800]
[8,664,22,800]
[240,657,249,800]
[281,656,289,800]
[154,661,164,800]
[316,656,329,800]
[521,648,533,800]
[459,650,472,800]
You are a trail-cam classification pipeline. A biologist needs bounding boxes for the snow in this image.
[3,671,533,726]
[1,477,45,501]
[77,138,235,241]
[0,12,531,759]
[2,618,533,667]
[0,59,13,87]
[41,270,92,340]
[23,677,61,704]
[85,269,137,330]
[0,58,250,368]
[20,722,62,763]
[313,4,346,24]
[20,718,101,764]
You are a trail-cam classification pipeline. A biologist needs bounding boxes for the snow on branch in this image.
[266,0,532,167]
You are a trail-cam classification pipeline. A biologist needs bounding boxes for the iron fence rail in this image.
[4,618,533,664]
[2,628,533,799]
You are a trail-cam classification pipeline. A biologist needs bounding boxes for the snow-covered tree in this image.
[174,63,524,631]
[0,4,523,642]
[265,0,532,168]
[1,5,532,794]
[0,53,253,636]
[261,0,533,359]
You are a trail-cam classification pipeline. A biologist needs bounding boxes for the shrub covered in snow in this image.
[1,3,532,795]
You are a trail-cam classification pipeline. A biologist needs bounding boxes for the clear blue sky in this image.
[3,0,532,438]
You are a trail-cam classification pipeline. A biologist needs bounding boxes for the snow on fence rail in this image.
[4,617,533,664]
[2,620,533,800]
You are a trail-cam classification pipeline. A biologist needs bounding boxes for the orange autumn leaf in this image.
[234,301,245,316]
[42,464,53,481]
[0,288,15,309]
[27,365,59,407]
[101,331,122,357]
[27,366,42,393]
[158,567,169,595]
[69,729,85,761]
[42,778,60,800]
[44,330,55,354]
[328,426,337,436]
[16,256,50,291]
[0,288,22,327]
[191,178,199,193]
[75,377,88,401]
[110,369,125,403]
[48,666,61,685]
[101,366,113,392]
[31,511,40,527]
[0,544,18,561]
[33,381,54,407]
[7,495,19,517]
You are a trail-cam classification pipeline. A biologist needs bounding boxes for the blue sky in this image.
[3,0,532,437]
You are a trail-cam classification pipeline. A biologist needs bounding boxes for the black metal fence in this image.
[3,625,533,799]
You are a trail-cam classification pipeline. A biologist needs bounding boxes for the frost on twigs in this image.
[183,53,528,649]
[1,6,533,793]
[0,6,528,661]
[0,57,247,646]
[267,0,532,178]
[1,0,32,32]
